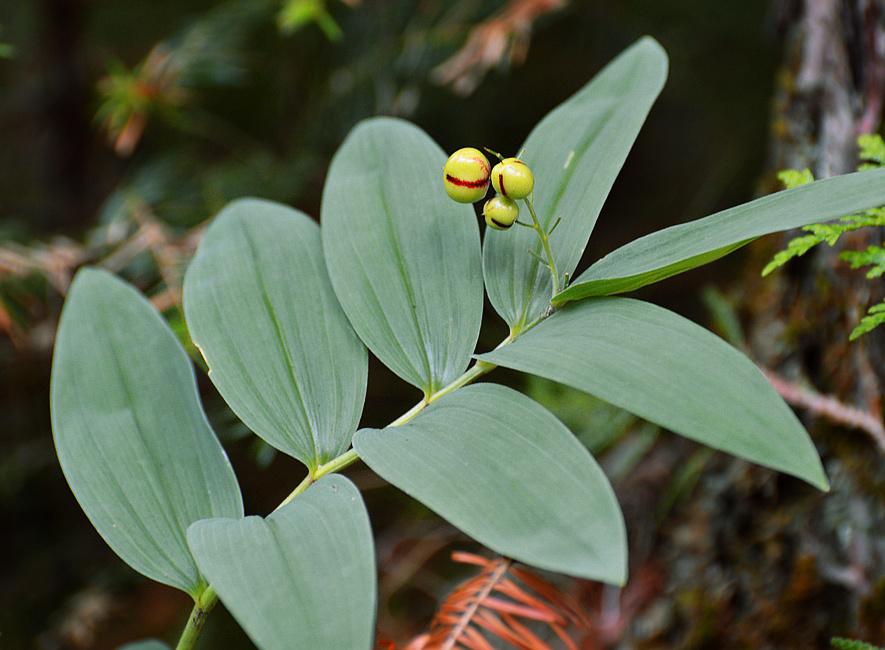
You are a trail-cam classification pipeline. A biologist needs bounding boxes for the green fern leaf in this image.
[762,232,826,276]
[830,636,885,650]
[841,245,885,278]
[805,221,849,246]
[849,301,885,341]
[843,208,885,230]
[858,134,885,166]
[766,136,885,340]
[777,168,815,189]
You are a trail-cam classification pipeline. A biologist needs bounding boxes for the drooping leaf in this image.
[187,475,376,650]
[354,384,627,584]
[554,166,885,305]
[183,198,368,470]
[50,268,244,596]
[321,117,484,396]
[483,36,668,330]
[478,297,829,491]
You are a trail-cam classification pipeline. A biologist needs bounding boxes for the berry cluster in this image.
[443,147,534,230]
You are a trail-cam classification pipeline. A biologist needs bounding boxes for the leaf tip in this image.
[633,35,669,77]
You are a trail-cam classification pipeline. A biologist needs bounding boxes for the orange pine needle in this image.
[402,552,590,650]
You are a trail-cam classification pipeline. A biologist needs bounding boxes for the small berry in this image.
[491,158,534,200]
[444,148,491,203]
[483,195,519,230]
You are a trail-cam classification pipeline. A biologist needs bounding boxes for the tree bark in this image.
[760,0,885,412]
[616,3,885,648]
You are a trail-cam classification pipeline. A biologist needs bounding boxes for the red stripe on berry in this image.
[497,172,508,197]
[446,174,488,188]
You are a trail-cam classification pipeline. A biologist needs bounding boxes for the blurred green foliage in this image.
[0,24,14,58]
[832,638,885,650]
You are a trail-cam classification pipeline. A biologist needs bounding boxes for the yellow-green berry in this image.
[491,158,534,200]
[483,195,519,230]
[444,147,491,203]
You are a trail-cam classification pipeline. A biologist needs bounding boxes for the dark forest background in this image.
[2,0,884,648]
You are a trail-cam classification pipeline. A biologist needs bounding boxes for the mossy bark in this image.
[609,3,885,648]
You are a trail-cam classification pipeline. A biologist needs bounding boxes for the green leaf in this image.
[50,268,244,596]
[777,168,815,189]
[555,166,885,305]
[858,133,885,165]
[354,384,627,584]
[849,301,885,340]
[183,199,368,470]
[321,117,484,396]
[187,475,376,650]
[761,232,822,277]
[841,245,885,278]
[478,298,829,491]
[278,0,342,40]
[483,36,668,330]
[831,638,885,650]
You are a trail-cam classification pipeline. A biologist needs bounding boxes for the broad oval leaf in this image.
[478,297,829,491]
[187,475,376,650]
[483,36,668,330]
[354,384,627,584]
[50,268,244,596]
[321,117,484,396]
[554,166,885,304]
[183,198,368,470]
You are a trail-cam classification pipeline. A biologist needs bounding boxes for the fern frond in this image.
[777,167,815,189]
[764,137,885,340]
[830,636,885,650]
[761,209,885,276]
[858,133,885,166]
[762,232,825,276]
[849,301,885,340]
[841,245,885,278]
[408,552,589,650]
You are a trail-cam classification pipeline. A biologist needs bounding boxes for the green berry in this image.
[444,147,491,203]
[491,158,534,200]
[483,195,519,230]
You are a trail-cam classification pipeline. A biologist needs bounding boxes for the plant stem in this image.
[389,397,430,426]
[272,359,502,508]
[276,472,315,511]
[428,359,497,404]
[176,585,219,650]
[181,335,521,645]
[177,166,567,650]
[317,447,362,477]
[523,196,560,296]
